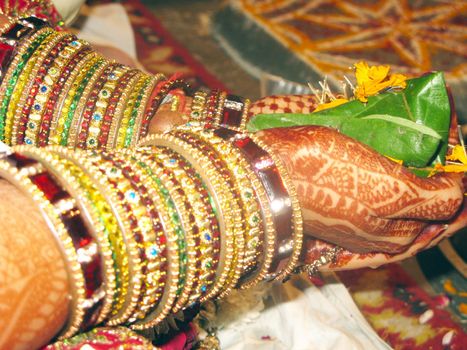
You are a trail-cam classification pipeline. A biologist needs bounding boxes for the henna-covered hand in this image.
[256,126,464,254]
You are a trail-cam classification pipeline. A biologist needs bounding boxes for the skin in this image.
[0,13,465,350]
[0,124,463,349]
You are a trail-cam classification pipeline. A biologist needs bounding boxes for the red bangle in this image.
[218,94,248,128]
[97,69,139,148]
[6,152,105,331]
[16,35,74,145]
[38,47,92,146]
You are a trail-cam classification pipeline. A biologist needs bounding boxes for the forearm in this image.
[0,180,68,350]
[0,122,303,348]
[0,14,191,149]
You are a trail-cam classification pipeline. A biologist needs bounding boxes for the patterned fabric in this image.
[121,0,227,92]
[212,0,467,121]
[338,262,467,349]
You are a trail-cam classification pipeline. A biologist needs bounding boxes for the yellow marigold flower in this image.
[446,144,467,164]
[354,61,407,102]
[313,98,349,113]
[431,145,467,174]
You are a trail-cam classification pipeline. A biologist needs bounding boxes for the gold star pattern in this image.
[240,0,466,85]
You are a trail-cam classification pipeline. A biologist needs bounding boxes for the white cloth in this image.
[72,4,137,60]
[53,0,85,24]
[217,274,391,350]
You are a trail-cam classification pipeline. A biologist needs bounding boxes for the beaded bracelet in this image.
[101,150,168,323]
[51,147,138,321]
[156,147,221,303]
[139,134,239,302]
[214,127,303,282]
[58,56,107,146]
[0,27,53,141]
[179,126,265,279]
[12,31,72,146]
[48,51,98,145]
[14,146,117,326]
[169,129,247,297]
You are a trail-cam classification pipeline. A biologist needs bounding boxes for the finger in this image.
[305,198,467,271]
[256,126,464,253]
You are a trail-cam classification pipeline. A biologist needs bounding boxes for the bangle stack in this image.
[0,17,192,149]
[0,14,305,345]
[187,90,251,130]
[0,122,303,337]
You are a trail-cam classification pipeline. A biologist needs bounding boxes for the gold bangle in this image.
[240,98,251,130]
[66,59,112,148]
[53,148,142,323]
[0,27,53,142]
[14,146,117,324]
[8,30,66,145]
[142,149,203,314]
[24,38,89,147]
[129,76,160,148]
[105,149,168,323]
[180,126,264,278]
[106,72,144,150]
[49,150,128,318]
[197,126,276,288]
[48,51,98,145]
[248,134,303,282]
[114,74,149,149]
[129,152,180,330]
[189,90,208,121]
[138,134,239,302]
[83,66,129,150]
[156,147,220,303]
[0,152,86,338]
[213,91,227,126]
[57,56,107,147]
[83,151,147,324]
[168,129,246,299]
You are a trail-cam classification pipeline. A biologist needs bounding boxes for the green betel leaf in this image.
[247,72,451,168]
